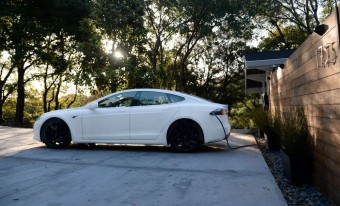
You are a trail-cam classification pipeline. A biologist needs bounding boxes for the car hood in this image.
[40,107,85,118]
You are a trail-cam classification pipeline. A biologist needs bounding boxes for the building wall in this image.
[269,10,340,205]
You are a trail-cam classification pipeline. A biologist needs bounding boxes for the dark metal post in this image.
[335,0,340,48]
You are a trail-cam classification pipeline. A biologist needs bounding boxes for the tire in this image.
[40,118,71,149]
[168,119,203,152]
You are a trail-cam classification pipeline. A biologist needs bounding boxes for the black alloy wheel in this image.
[41,118,71,149]
[168,120,203,152]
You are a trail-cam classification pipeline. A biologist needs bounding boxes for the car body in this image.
[34,88,231,152]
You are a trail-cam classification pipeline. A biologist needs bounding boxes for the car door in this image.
[129,91,179,140]
[81,91,137,141]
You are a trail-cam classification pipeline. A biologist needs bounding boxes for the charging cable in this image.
[213,113,257,149]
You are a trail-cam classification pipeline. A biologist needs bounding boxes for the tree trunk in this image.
[15,64,25,124]
[43,89,48,113]
[178,64,185,92]
[43,65,50,113]
[0,101,4,123]
[0,83,4,123]
[54,76,62,110]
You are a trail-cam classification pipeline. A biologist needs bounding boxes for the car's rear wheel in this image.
[168,119,203,152]
[41,118,71,149]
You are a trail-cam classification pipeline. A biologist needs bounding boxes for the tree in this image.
[0,12,15,123]
[246,0,333,50]
[258,25,308,50]
[38,34,85,112]
[33,0,92,111]
[3,2,44,124]
[229,97,258,129]
[187,36,250,105]
[143,0,178,88]
[92,0,147,93]
[77,18,108,92]
[0,0,260,126]
[167,0,254,92]
[91,0,254,95]
[0,53,16,123]
[171,0,230,92]
[0,0,92,124]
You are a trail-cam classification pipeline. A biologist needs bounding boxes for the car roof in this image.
[115,88,213,103]
[121,88,179,94]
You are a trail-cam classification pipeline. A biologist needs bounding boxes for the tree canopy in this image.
[0,0,334,126]
[246,0,333,50]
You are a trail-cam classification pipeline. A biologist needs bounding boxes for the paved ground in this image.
[0,126,287,206]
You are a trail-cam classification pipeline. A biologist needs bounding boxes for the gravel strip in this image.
[256,137,334,206]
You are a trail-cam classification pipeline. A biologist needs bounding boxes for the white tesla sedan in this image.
[34,88,231,152]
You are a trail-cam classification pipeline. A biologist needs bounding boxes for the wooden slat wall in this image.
[269,10,340,205]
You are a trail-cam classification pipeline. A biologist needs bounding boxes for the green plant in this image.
[229,101,256,129]
[250,109,280,136]
[279,108,312,185]
[280,109,309,158]
[250,108,281,150]
[249,109,269,132]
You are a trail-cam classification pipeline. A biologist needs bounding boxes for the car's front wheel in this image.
[40,118,71,149]
[168,119,203,152]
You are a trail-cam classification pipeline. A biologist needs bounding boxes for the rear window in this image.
[168,94,185,103]
[138,91,171,106]
[186,94,213,103]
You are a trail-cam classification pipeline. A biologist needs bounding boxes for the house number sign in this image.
[316,42,337,68]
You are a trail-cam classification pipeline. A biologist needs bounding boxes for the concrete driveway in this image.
[0,126,286,206]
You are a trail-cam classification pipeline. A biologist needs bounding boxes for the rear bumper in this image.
[203,114,231,143]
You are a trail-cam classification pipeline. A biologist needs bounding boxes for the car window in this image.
[98,92,137,108]
[186,93,213,103]
[138,92,171,106]
[167,94,185,103]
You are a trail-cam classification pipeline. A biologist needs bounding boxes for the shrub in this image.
[280,108,309,158]
[229,102,256,129]
[250,109,280,138]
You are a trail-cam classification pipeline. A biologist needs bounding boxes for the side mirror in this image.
[89,102,98,110]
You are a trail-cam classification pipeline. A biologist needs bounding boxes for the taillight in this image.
[209,108,228,115]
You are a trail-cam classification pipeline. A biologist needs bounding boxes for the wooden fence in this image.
[269,9,340,205]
